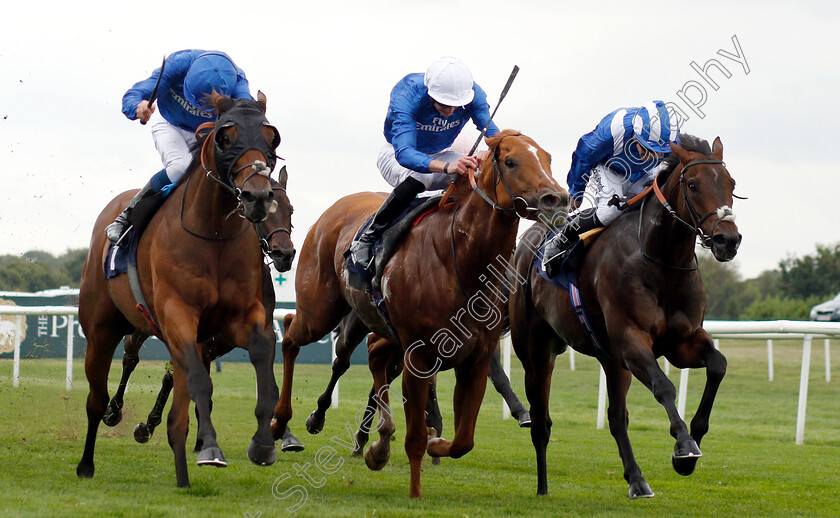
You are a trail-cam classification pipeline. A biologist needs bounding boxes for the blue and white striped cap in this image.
[632,100,680,153]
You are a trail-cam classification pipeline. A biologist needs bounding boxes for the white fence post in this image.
[825,339,831,383]
[569,348,575,371]
[767,339,774,381]
[664,358,670,376]
[795,335,812,445]
[677,369,689,418]
[331,330,339,409]
[596,366,607,430]
[13,315,22,388]
[65,314,75,391]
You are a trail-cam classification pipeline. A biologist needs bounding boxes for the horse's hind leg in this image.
[425,376,443,465]
[352,349,402,457]
[488,346,531,427]
[134,363,173,443]
[103,331,148,427]
[77,321,127,478]
[602,360,654,499]
[306,313,369,435]
[666,329,727,476]
[364,342,401,471]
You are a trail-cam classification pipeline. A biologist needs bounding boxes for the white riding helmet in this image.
[424,57,475,107]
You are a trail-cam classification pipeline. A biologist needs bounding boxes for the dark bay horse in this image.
[509,135,741,498]
[272,129,568,497]
[77,92,282,488]
[99,170,299,450]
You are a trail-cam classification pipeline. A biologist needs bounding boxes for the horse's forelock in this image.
[658,133,712,182]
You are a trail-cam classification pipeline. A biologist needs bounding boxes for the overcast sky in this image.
[1,0,838,280]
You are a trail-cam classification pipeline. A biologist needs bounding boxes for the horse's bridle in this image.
[652,159,735,249]
[440,135,545,220]
[255,184,293,264]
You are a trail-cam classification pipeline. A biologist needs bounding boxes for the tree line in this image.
[1,243,839,320]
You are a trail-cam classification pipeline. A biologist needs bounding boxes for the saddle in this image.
[345,195,442,295]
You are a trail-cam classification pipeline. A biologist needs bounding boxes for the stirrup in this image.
[349,241,374,271]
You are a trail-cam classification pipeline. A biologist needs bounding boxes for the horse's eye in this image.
[504,158,516,169]
[687,181,698,191]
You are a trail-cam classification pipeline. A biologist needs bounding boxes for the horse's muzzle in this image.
[271,248,296,272]
[711,232,742,262]
[527,189,570,227]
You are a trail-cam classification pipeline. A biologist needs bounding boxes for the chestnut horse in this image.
[272,130,569,497]
[509,135,741,498]
[98,170,299,450]
[77,93,282,488]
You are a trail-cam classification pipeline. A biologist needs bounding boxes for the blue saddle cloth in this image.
[104,229,139,280]
[533,228,586,291]
[532,228,608,356]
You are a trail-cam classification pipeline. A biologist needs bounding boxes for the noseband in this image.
[255,184,293,263]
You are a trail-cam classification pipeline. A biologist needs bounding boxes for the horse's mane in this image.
[658,133,710,178]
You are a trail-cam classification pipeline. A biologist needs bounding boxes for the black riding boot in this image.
[349,177,425,271]
[543,208,602,276]
[105,180,168,245]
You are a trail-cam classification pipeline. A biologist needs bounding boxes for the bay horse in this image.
[98,170,301,451]
[272,129,569,497]
[509,135,741,498]
[77,92,282,488]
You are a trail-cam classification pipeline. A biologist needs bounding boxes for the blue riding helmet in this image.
[632,100,680,154]
[183,53,238,110]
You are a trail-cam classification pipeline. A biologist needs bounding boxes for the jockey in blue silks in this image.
[349,56,500,271]
[543,100,680,275]
[106,50,253,244]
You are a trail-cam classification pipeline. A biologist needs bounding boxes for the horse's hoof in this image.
[674,438,702,459]
[364,446,390,471]
[350,447,364,457]
[305,411,325,435]
[431,457,441,466]
[196,446,228,467]
[517,411,532,428]
[102,407,122,427]
[133,423,151,443]
[76,463,94,479]
[281,434,305,452]
[628,480,655,499]
[247,440,277,466]
[672,454,700,476]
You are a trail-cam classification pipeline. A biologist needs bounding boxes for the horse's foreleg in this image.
[425,376,443,465]
[307,313,369,435]
[364,344,399,471]
[426,354,490,460]
[666,329,727,476]
[602,360,654,499]
[488,346,531,427]
[402,369,432,498]
[246,325,279,467]
[166,362,192,488]
[623,332,701,472]
[353,352,402,457]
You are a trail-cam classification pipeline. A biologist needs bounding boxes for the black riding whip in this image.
[468,65,519,156]
[140,55,167,125]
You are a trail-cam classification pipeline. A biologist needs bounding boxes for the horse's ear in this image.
[212,90,235,114]
[257,90,267,113]
[711,136,724,160]
[484,129,520,149]
[277,165,288,188]
[669,141,691,163]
